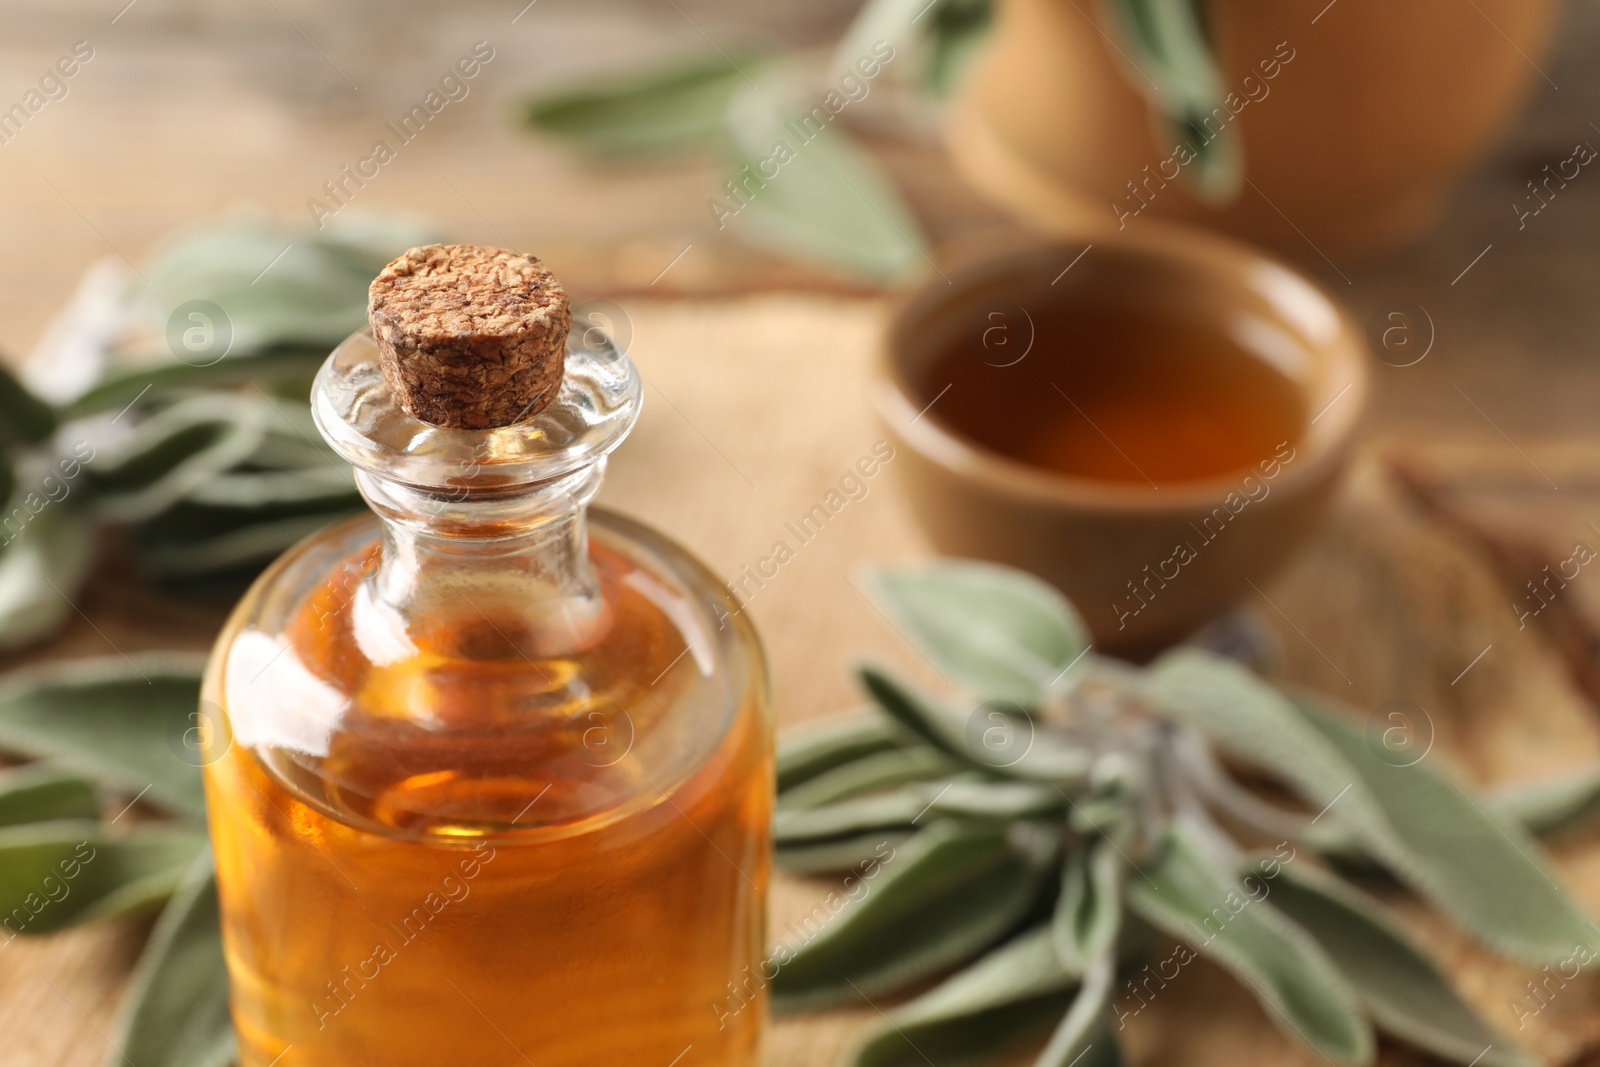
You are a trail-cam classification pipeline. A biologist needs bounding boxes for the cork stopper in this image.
[368,244,571,429]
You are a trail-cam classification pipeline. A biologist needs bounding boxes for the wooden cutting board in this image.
[6,296,1600,1067]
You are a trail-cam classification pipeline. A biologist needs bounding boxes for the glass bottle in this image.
[201,312,773,1066]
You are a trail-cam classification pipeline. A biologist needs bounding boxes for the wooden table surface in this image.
[5,1,1600,1065]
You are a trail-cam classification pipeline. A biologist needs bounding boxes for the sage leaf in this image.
[857,990,1070,1067]
[0,821,207,934]
[248,428,339,472]
[1101,0,1241,201]
[182,466,356,511]
[137,513,353,579]
[851,926,1079,1067]
[1292,689,1597,966]
[1251,858,1536,1067]
[1127,818,1373,1065]
[0,654,208,820]
[921,0,993,97]
[778,712,909,793]
[0,501,95,652]
[778,831,913,876]
[1487,765,1600,839]
[1034,956,1121,1067]
[831,0,990,103]
[136,219,435,356]
[859,665,1091,783]
[524,53,762,157]
[780,746,959,810]
[1292,769,1600,867]
[1308,763,1600,869]
[0,359,57,445]
[0,765,99,826]
[871,562,1090,704]
[1149,651,1598,965]
[1053,838,1123,973]
[91,395,267,523]
[902,924,1083,1015]
[928,780,1066,821]
[722,73,927,281]
[777,777,1062,851]
[132,460,361,580]
[772,820,1055,1010]
[1066,795,1137,841]
[111,850,234,1067]
[1145,651,1352,811]
[774,789,926,847]
[68,345,324,418]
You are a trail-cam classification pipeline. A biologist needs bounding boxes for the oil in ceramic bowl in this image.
[924,305,1306,487]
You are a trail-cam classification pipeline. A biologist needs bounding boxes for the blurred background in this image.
[1,0,1597,435]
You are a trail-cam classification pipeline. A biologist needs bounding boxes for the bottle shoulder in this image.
[205,508,767,843]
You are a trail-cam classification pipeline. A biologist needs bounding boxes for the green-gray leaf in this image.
[0,654,208,820]
[721,73,927,281]
[777,831,912,876]
[1309,765,1600,866]
[1149,650,1597,965]
[67,345,324,418]
[774,789,926,847]
[0,359,57,445]
[110,849,234,1067]
[924,0,994,96]
[928,780,1066,821]
[772,820,1055,1010]
[183,466,356,512]
[1251,858,1536,1067]
[851,925,1079,1067]
[91,394,268,523]
[778,712,909,794]
[525,53,761,157]
[1033,956,1121,1067]
[0,501,96,652]
[779,745,957,810]
[776,779,1062,850]
[860,665,1090,783]
[1127,818,1373,1065]
[137,512,351,579]
[871,562,1090,704]
[135,218,437,357]
[0,765,99,826]
[1489,765,1600,839]
[0,459,14,518]
[1053,838,1123,973]
[1101,0,1241,201]
[829,0,992,100]
[0,821,207,934]
[1292,688,1596,966]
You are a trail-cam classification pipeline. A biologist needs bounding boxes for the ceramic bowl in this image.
[877,225,1370,655]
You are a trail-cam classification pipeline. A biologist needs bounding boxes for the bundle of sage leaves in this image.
[0,214,440,652]
[772,562,1600,1067]
[522,0,1236,281]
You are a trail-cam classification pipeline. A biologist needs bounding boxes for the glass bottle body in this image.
[201,330,772,1066]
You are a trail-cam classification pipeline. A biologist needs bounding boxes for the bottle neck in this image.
[310,323,641,661]
[353,463,610,660]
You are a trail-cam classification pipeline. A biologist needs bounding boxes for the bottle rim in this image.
[311,315,642,494]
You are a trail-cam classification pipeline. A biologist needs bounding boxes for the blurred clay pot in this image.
[946,0,1562,257]
[876,223,1369,654]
